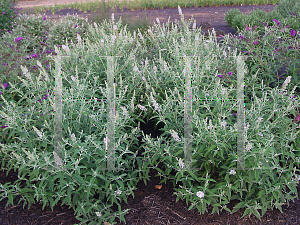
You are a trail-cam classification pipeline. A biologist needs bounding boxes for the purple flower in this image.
[253,41,259,45]
[273,19,281,26]
[74,24,77,28]
[45,50,53,53]
[233,113,237,117]
[3,63,8,66]
[228,72,233,76]
[274,49,278,53]
[2,12,5,14]
[218,75,223,78]
[291,29,296,36]
[288,46,293,49]
[31,53,38,58]
[243,23,252,31]
[2,83,8,89]
[239,35,246,40]
[15,37,23,42]
[1,126,8,129]
[43,16,46,20]
[32,66,38,69]
[10,7,14,9]
[0,92,2,95]
[23,56,28,59]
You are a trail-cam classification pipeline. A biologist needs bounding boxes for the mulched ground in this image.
[2,3,300,225]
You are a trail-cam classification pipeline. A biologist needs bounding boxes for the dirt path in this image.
[16,1,278,38]
[16,0,136,9]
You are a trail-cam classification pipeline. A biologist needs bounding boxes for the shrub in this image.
[5,13,55,53]
[273,0,300,19]
[224,8,243,28]
[47,14,91,47]
[0,0,20,36]
[225,5,300,33]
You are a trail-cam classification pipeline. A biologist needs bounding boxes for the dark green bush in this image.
[224,8,243,27]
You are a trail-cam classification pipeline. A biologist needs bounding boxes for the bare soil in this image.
[16,2,277,39]
[2,2,300,225]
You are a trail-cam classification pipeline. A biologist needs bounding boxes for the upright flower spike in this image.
[111,13,114,23]
[282,76,292,91]
[273,19,281,26]
[178,5,182,15]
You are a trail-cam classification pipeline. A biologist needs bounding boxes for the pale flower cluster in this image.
[229,169,236,175]
[245,143,252,151]
[178,158,185,168]
[282,76,291,91]
[103,137,110,144]
[196,191,205,198]
[137,104,147,111]
[150,95,161,112]
[220,120,227,128]
[171,130,181,142]
[115,190,122,195]
[120,106,128,116]
[32,126,44,138]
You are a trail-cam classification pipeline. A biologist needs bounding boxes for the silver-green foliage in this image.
[1,6,300,224]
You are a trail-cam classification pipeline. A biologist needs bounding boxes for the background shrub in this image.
[225,2,300,32]
[0,0,20,36]
[273,0,300,18]
[224,8,243,28]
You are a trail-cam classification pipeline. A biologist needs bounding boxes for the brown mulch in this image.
[2,3,300,225]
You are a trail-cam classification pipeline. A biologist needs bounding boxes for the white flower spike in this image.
[178,5,182,15]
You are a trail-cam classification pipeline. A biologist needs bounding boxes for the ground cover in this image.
[1,0,300,224]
